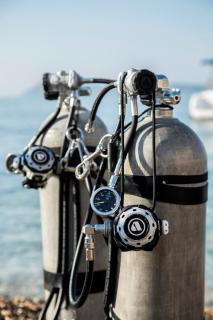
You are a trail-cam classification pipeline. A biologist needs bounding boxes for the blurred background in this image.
[0,0,213,305]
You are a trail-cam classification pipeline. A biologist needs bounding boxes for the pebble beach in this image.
[0,296,212,320]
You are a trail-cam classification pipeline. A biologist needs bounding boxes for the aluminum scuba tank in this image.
[39,99,108,320]
[112,107,208,320]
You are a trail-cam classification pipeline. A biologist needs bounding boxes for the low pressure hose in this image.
[27,95,64,149]
[85,83,116,133]
[91,78,115,84]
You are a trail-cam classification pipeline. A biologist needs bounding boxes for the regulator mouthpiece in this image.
[134,69,157,95]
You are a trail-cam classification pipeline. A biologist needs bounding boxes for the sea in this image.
[0,83,213,305]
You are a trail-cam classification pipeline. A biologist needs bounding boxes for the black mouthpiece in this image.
[42,73,59,100]
[135,69,157,95]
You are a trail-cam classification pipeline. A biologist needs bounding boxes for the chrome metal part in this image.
[156,74,169,89]
[75,134,112,180]
[84,122,95,134]
[82,222,112,261]
[94,221,112,237]
[84,235,95,261]
[5,153,22,174]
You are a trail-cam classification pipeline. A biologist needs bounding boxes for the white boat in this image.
[189,90,213,120]
[189,59,213,120]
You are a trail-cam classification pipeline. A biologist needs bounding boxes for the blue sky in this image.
[1,0,213,97]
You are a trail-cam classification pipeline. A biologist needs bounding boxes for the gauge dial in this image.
[90,187,121,217]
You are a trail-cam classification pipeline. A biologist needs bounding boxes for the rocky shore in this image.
[0,296,43,320]
[206,309,213,320]
[0,296,213,319]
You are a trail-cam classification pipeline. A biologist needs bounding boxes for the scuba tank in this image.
[81,69,207,320]
[5,70,116,320]
[112,108,207,320]
[39,73,112,319]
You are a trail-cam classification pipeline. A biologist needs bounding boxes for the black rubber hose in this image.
[112,107,151,142]
[103,235,118,320]
[91,78,115,84]
[73,178,81,250]
[69,259,94,308]
[60,103,77,158]
[151,93,157,211]
[68,159,107,308]
[51,288,65,320]
[27,95,63,149]
[38,288,56,320]
[87,83,116,128]
[68,203,94,308]
[120,73,127,206]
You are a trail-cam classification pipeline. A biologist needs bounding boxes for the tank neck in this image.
[147,106,173,118]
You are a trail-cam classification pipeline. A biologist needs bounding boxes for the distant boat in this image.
[189,59,213,120]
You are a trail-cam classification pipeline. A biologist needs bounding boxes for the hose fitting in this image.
[82,225,95,261]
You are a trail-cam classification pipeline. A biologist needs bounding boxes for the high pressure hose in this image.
[68,159,107,308]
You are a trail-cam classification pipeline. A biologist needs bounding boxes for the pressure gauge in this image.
[90,186,121,217]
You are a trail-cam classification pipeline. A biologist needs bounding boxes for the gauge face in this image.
[91,187,120,217]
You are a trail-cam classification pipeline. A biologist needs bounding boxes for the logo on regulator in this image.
[33,151,48,164]
[127,218,146,237]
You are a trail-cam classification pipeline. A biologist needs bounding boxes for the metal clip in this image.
[75,134,112,180]
[60,126,91,171]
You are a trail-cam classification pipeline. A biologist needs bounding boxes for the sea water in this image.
[0,84,213,305]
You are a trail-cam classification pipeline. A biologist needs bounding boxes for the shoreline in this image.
[0,296,213,319]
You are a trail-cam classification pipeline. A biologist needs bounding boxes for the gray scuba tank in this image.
[112,108,208,320]
[39,101,108,320]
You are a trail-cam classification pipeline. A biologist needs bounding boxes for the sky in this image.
[0,0,213,97]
